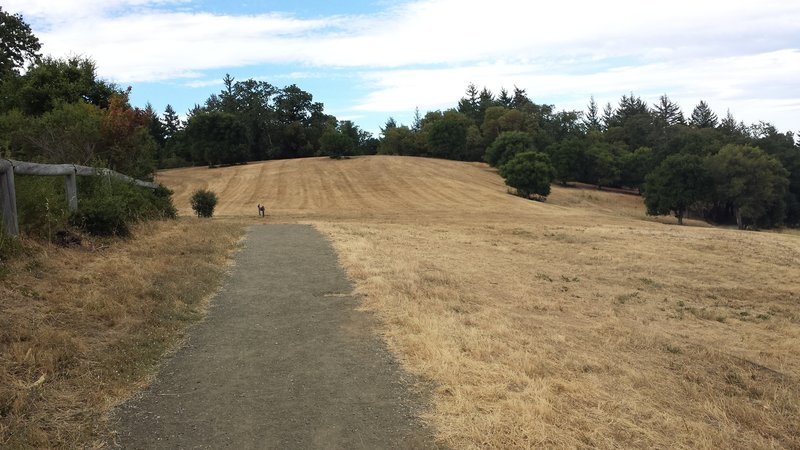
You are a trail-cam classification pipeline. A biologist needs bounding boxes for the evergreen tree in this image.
[162,104,182,138]
[689,100,718,128]
[653,94,684,126]
[583,96,602,131]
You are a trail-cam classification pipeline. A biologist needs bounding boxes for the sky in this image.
[5,0,800,136]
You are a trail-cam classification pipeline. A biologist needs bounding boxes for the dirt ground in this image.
[112,224,439,449]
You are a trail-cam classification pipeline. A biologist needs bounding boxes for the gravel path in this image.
[113,224,438,449]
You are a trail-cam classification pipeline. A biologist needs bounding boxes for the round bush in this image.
[190,189,218,218]
[499,151,555,200]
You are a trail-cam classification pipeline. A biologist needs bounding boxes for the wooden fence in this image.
[0,159,158,236]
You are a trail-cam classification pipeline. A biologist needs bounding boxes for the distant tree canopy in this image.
[376,85,799,228]
[157,75,375,168]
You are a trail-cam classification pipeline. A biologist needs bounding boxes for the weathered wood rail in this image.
[0,159,158,236]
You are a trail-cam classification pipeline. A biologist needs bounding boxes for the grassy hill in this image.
[160,155,800,448]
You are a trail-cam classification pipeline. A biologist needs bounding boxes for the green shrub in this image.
[499,151,555,200]
[190,189,218,218]
[69,195,130,236]
[5,171,177,241]
[69,176,177,236]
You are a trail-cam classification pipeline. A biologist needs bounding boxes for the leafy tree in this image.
[378,126,418,155]
[689,100,718,128]
[2,56,118,116]
[642,154,711,224]
[319,126,355,159]
[99,93,158,179]
[480,106,510,146]
[620,146,657,189]
[184,111,248,167]
[707,144,789,229]
[426,110,471,160]
[0,7,41,76]
[485,131,534,167]
[22,101,104,164]
[190,189,218,218]
[497,88,513,108]
[585,142,624,188]
[499,151,555,199]
[545,137,585,185]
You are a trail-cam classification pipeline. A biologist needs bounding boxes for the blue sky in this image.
[6,0,800,136]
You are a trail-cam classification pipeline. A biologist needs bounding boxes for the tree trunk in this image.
[676,209,684,225]
[734,207,744,230]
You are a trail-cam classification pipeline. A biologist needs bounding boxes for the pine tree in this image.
[653,94,684,126]
[583,96,602,131]
[689,100,718,128]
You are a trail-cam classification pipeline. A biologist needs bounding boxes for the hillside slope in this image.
[158,155,649,225]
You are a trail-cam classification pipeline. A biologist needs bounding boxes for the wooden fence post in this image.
[65,169,78,212]
[0,160,20,236]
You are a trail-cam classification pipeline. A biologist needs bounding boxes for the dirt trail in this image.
[113,224,438,449]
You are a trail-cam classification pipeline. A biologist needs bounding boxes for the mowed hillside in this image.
[158,156,800,449]
[159,155,651,224]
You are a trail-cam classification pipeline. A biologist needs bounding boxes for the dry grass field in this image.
[0,219,245,447]
[160,155,800,449]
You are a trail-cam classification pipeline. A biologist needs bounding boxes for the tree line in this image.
[377,84,799,229]
[0,7,375,180]
[151,75,377,168]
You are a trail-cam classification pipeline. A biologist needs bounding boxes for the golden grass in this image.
[0,218,246,448]
[160,156,799,449]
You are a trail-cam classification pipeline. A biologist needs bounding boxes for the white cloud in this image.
[5,0,800,131]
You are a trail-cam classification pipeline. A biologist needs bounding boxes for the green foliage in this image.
[319,127,355,159]
[485,131,534,167]
[12,173,176,238]
[378,126,420,156]
[707,144,789,229]
[585,142,623,188]
[1,56,118,116]
[689,100,718,129]
[642,154,711,224]
[70,176,177,236]
[545,138,585,184]
[621,146,657,189]
[425,110,472,160]
[499,151,555,199]
[0,7,41,76]
[190,189,218,218]
[184,111,248,167]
